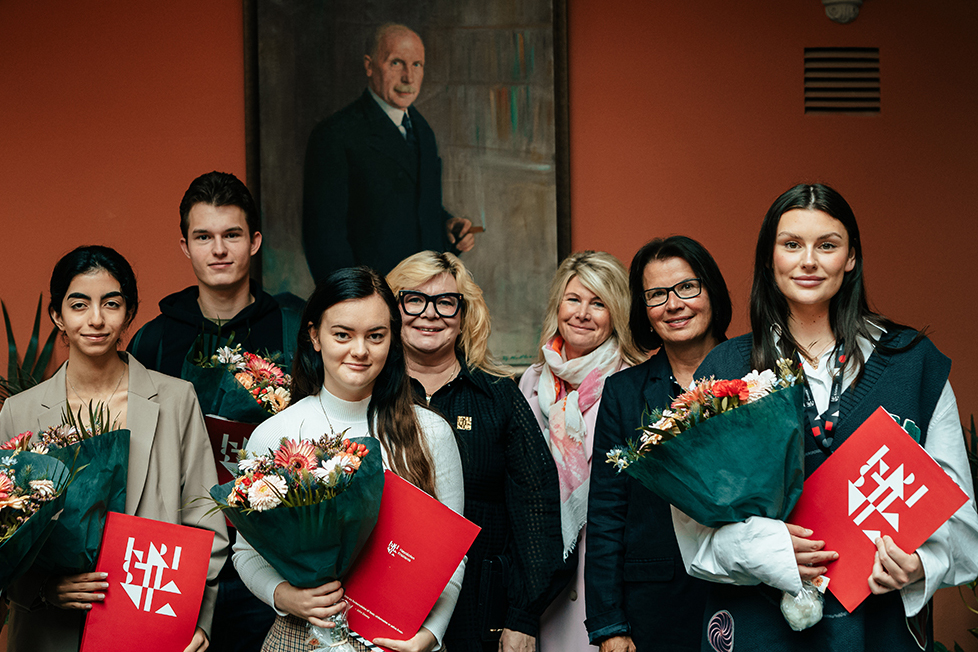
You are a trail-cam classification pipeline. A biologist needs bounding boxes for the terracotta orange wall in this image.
[567,0,978,407]
[567,0,978,648]
[1,0,976,648]
[0,0,246,374]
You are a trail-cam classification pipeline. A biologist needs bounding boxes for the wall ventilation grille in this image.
[804,47,880,114]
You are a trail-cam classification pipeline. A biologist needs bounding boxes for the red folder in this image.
[344,471,480,649]
[204,415,258,485]
[80,512,215,652]
[788,407,968,612]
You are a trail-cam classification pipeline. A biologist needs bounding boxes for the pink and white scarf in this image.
[537,335,621,558]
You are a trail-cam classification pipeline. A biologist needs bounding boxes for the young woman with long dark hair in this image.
[674,184,978,651]
[233,266,464,652]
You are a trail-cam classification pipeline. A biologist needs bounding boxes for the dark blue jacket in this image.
[584,349,709,650]
[302,90,455,281]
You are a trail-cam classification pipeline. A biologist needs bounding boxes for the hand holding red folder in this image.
[343,471,480,651]
[787,407,968,612]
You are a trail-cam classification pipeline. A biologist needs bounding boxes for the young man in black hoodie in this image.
[128,171,303,652]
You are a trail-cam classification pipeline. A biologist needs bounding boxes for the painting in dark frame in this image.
[244,0,570,365]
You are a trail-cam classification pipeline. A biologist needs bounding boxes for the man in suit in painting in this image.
[302,22,476,282]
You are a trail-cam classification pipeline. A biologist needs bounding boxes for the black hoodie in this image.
[127,280,305,378]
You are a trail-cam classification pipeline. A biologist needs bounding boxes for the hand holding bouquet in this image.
[608,358,805,526]
[210,432,383,584]
[608,359,822,629]
[209,433,383,651]
[12,402,129,574]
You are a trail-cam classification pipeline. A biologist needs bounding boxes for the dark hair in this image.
[627,236,731,352]
[749,183,920,377]
[49,245,139,330]
[179,171,259,239]
[290,266,435,496]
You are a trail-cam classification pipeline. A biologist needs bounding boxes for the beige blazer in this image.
[0,354,229,652]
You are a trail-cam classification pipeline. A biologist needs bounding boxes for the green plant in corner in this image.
[0,296,58,406]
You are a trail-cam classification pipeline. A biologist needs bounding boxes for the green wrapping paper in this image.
[624,384,805,527]
[210,437,385,587]
[0,451,70,590]
[37,428,130,573]
[181,358,271,424]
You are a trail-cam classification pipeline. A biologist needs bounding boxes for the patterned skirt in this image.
[261,614,373,652]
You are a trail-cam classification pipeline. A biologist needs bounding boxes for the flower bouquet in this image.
[208,433,384,651]
[608,359,817,628]
[183,335,291,424]
[0,443,71,590]
[608,359,806,527]
[18,402,130,574]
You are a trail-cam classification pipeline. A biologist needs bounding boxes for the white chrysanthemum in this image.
[742,369,777,402]
[30,443,49,455]
[312,457,341,485]
[640,430,663,446]
[29,479,56,497]
[248,475,287,511]
[217,345,247,370]
[651,416,675,432]
[238,457,261,472]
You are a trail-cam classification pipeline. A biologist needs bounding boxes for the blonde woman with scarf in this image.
[519,251,644,652]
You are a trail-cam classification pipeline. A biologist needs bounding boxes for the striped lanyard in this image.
[797,342,845,452]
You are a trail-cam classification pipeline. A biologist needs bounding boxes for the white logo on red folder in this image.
[386,540,415,562]
[219,432,250,477]
[121,536,184,617]
[848,444,930,542]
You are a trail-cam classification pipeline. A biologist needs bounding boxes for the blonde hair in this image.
[387,251,513,378]
[536,251,645,366]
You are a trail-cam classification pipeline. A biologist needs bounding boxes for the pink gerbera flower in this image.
[273,439,318,472]
[244,353,285,383]
[1,432,33,451]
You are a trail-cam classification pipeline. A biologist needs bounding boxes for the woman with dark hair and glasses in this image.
[387,251,562,652]
[0,245,228,652]
[233,266,464,652]
[584,236,731,652]
[674,184,978,651]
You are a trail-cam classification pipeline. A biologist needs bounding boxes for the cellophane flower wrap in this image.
[183,333,291,423]
[0,442,71,590]
[607,359,806,527]
[208,434,383,588]
[17,404,130,573]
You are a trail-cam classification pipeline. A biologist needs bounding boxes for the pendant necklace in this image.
[66,362,128,408]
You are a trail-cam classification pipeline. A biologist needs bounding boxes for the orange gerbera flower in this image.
[235,372,256,390]
[273,439,318,472]
[671,380,714,410]
[0,473,13,499]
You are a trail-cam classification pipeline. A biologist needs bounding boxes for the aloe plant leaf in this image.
[2,300,19,382]
[30,325,58,382]
[21,295,44,375]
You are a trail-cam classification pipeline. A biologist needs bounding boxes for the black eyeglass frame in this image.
[643,278,703,307]
[397,290,465,318]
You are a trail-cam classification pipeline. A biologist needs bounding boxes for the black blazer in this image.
[584,349,709,651]
[302,90,454,281]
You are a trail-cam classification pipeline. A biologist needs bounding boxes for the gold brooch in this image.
[456,416,472,430]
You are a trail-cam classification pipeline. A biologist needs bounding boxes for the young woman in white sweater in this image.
[233,266,464,652]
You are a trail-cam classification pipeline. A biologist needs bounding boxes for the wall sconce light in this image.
[822,0,863,24]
